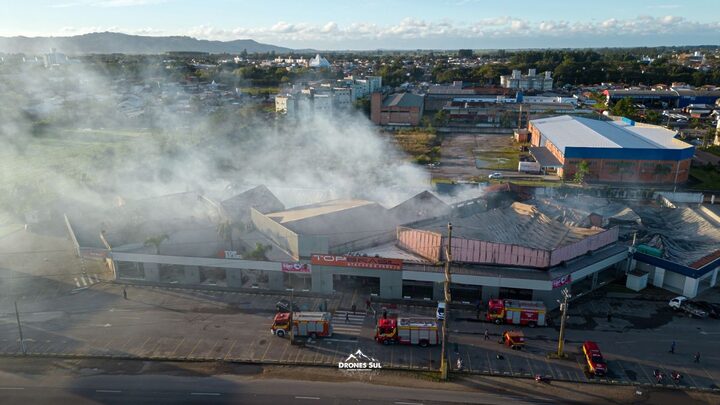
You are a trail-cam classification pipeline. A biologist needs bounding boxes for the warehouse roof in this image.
[530,115,691,154]
[382,93,424,108]
[267,199,376,224]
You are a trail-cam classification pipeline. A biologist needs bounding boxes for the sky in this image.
[1,0,719,50]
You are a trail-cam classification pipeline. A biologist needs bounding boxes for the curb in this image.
[2,352,718,393]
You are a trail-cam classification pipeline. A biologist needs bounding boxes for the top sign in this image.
[311,254,403,271]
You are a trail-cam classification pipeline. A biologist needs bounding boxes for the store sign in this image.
[282,263,311,273]
[224,251,241,259]
[552,274,572,289]
[311,254,403,271]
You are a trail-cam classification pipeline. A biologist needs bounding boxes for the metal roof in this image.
[383,93,424,108]
[531,115,690,154]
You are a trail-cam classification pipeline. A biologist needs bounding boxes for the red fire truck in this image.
[271,312,333,338]
[375,317,439,347]
[486,299,546,327]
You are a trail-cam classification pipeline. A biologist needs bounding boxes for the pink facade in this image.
[397,228,442,262]
[396,227,619,269]
[548,227,619,267]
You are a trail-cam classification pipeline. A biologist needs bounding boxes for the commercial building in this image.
[527,115,694,184]
[370,92,425,126]
[500,69,553,91]
[309,54,331,68]
[605,88,720,109]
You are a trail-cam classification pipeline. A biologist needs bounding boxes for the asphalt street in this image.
[0,282,719,392]
[0,373,553,405]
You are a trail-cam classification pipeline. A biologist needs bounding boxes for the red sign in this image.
[310,255,403,271]
[552,274,572,289]
[282,263,311,273]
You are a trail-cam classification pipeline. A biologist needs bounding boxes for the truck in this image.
[500,330,525,350]
[518,161,541,174]
[486,299,546,327]
[271,311,333,338]
[375,317,439,347]
[582,341,607,376]
[668,296,708,318]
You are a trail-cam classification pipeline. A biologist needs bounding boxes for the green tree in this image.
[144,234,169,255]
[610,98,637,119]
[244,243,271,260]
[573,160,590,184]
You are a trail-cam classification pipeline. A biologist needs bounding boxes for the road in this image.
[0,372,549,405]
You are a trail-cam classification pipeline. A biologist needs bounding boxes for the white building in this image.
[313,94,332,112]
[275,94,295,115]
[332,87,353,109]
[500,69,553,91]
[309,54,331,68]
[43,49,68,67]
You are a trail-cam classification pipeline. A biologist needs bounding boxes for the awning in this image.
[529,147,563,168]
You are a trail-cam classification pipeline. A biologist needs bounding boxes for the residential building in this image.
[500,69,553,91]
[309,54,331,68]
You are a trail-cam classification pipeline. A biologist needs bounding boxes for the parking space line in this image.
[260,338,274,361]
[148,338,167,356]
[637,363,655,384]
[681,366,701,388]
[187,339,203,358]
[486,353,494,374]
[543,358,557,379]
[505,354,513,375]
[224,339,238,360]
[466,352,473,372]
[170,337,185,356]
[205,340,221,359]
[699,365,717,388]
[525,358,535,377]
[136,337,153,355]
[614,360,634,383]
[279,340,290,361]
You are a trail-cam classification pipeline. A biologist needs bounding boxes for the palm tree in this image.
[217,220,234,251]
[144,234,169,255]
[573,160,590,184]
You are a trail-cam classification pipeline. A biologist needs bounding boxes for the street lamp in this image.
[556,288,571,358]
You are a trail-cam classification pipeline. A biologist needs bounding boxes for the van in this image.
[436,302,446,320]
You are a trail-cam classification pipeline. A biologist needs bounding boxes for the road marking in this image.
[80,277,88,286]
[74,278,81,287]
[96,389,122,393]
[170,337,185,356]
[260,337,274,361]
[190,392,220,396]
[0,388,24,390]
[295,396,320,400]
[324,338,357,343]
[395,402,423,405]
[224,339,238,360]
[137,336,153,355]
[187,338,203,358]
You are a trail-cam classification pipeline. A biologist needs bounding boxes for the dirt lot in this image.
[430,133,516,181]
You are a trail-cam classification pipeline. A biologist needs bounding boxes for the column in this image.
[653,267,665,288]
[682,277,699,298]
[184,266,201,284]
[268,271,284,291]
[379,273,402,299]
[143,262,160,282]
[227,268,243,288]
[432,282,444,301]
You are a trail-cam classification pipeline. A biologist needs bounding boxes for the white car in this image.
[436,301,446,320]
[488,172,503,179]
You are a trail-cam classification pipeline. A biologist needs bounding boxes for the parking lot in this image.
[0,282,719,392]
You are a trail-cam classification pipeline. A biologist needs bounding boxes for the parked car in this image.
[436,301,446,320]
[276,299,301,313]
[692,301,720,319]
[488,172,503,179]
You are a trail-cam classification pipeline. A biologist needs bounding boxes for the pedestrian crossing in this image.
[73,274,101,288]
[332,310,365,336]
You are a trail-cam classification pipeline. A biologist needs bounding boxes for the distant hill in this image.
[0,32,299,55]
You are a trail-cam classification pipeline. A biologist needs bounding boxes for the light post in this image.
[440,222,452,380]
[556,288,571,358]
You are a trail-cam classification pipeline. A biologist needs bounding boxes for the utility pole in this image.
[440,222,453,380]
[556,288,571,358]
[15,301,26,355]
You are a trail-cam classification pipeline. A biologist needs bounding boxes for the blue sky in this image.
[2,0,719,49]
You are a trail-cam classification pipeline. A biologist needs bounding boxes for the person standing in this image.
[484,329,489,341]
[694,352,700,363]
[345,312,349,323]
[351,303,357,315]
[670,341,676,354]
[123,287,128,300]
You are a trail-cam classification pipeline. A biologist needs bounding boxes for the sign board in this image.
[552,274,572,289]
[224,251,241,259]
[282,263,311,273]
[311,254,403,271]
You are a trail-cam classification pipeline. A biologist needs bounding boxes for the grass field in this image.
[474,149,520,170]
[391,129,441,164]
[688,166,720,190]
